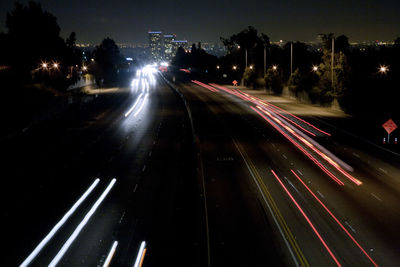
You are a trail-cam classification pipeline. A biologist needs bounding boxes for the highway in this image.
[178,79,400,266]
[3,68,205,266]
[5,68,400,266]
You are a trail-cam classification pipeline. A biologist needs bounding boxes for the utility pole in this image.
[245,49,248,68]
[331,37,335,92]
[264,46,266,75]
[290,42,293,75]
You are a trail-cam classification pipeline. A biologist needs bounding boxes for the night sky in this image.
[1,0,399,44]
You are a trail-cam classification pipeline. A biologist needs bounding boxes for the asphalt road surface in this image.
[177,79,400,266]
[5,70,400,266]
[3,72,205,267]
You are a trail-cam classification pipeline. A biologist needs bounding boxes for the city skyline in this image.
[1,0,399,45]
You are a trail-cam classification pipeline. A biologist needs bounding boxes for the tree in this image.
[288,69,302,95]
[5,1,66,77]
[93,37,122,85]
[220,26,271,84]
[319,33,335,52]
[264,67,283,94]
[394,37,400,48]
[171,46,188,67]
[243,67,256,87]
[66,32,76,48]
[335,35,350,54]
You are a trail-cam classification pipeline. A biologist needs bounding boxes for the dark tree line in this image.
[216,27,400,119]
[0,1,81,89]
[171,42,218,73]
[0,1,125,91]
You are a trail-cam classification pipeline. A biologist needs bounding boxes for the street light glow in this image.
[312,65,318,72]
[82,66,87,71]
[53,63,59,68]
[249,65,254,70]
[233,65,237,70]
[42,63,48,68]
[379,65,388,74]
[216,65,220,69]
[272,65,277,70]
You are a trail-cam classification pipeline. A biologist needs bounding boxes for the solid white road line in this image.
[19,179,100,267]
[48,179,116,267]
[103,241,118,267]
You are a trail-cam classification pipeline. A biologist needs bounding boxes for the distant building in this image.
[148,31,163,63]
[163,34,176,62]
[171,40,188,54]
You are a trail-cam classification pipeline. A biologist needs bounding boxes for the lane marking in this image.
[272,170,341,267]
[49,179,117,267]
[352,152,360,158]
[251,106,345,186]
[133,184,138,193]
[371,193,382,202]
[19,179,100,267]
[232,139,308,267]
[103,241,118,267]
[142,165,146,172]
[282,154,287,159]
[345,221,357,233]
[317,190,325,199]
[119,211,126,224]
[290,170,378,267]
[378,168,387,174]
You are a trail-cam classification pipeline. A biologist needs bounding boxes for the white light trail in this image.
[48,179,117,267]
[134,93,148,117]
[103,241,118,267]
[133,241,147,267]
[19,179,100,267]
[125,93,144,117]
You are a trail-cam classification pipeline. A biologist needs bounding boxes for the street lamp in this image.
[312,65,319,72]
[272,65,277,71]
[216,65,220,69]
[53,63,59,69]
[42,63,48,69]
[249,65,254,70]
[82,66,88,71]
[378,65,389,74]
[233,65,237,70]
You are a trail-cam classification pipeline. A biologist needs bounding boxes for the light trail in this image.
[209,83,331,136]
[103,241,118,267]
[271,170,342,267]
[48,179,117,267]
[125,93,144,117]
[134,93,148,117]
[191,80,219,92]
[133,241,147,267]
[290,170,379,267]
[19,179,100,267]
[255,105,361,186]
[251,106,344,185]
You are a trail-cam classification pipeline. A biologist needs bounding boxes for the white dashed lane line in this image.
[371,193,382,202]
[378,168,388,174]
[317,190,325,199]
